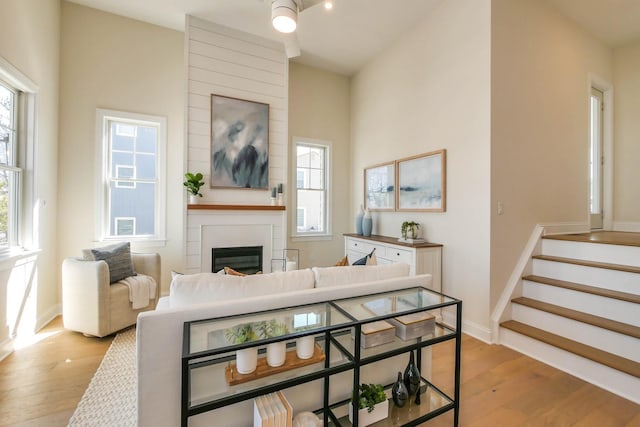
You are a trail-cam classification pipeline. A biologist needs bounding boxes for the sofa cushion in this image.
[312,263,410,288]
[169,268,316,308]
[88,242,137,283]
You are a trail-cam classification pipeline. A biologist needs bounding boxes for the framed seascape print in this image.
[364,161,395,211]
[396,149,446,212]
[210,94,269,189]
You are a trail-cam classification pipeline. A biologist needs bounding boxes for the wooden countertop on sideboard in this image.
[343,233,442,248]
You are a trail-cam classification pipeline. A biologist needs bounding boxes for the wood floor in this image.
[0,317,114,426]
[0,317,638,426]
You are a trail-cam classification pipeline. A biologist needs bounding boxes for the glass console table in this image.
[181,287,461,426]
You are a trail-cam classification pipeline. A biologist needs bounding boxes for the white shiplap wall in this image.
[185,16,289,273]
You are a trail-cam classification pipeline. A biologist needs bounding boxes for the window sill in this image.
[97,239,167,249]
[0,248,41,271]
[291,234,333,242]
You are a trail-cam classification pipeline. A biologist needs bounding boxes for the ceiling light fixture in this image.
[324,0,333,10]
[272,0,298,34]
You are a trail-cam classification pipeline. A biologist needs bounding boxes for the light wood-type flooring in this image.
[0,317,638,426]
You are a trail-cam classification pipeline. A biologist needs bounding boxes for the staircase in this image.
[499,233,640,404]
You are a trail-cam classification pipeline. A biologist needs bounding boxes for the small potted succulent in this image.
[401,221,420,240]
[257,319,289,367]
[349,383,389,427]
[224,323,258,374]
[183,172,204,204]
[293,323,317,360]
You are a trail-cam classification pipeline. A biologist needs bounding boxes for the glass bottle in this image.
[391,371,408,407]
[403,350,421,396]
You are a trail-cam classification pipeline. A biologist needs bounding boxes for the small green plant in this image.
[256,319,290,338]
[183,172,204,197]
[401,221,420,239]
[355,383,386,413]
[224,323,258,344]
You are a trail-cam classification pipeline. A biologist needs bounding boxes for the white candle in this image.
[286,260,297,271]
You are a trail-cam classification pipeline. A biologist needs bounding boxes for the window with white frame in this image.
[294,139,330,236]
[0,79,19,250]
[0,56,37,257]
[97,109,166,243]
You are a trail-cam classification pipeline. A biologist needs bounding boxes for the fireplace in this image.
[212,246,263,274]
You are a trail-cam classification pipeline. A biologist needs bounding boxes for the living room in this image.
[0,0,639,425]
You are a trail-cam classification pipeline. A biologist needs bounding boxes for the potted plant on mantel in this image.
[183,172,204,204]
[349,383,389,427]
[401,221,420,240]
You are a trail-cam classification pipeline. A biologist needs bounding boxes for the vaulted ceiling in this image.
[67,0,640,75]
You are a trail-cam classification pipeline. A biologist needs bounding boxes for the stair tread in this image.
[501,320,640,378]
[512,296,640,339]
[532,254,640,274]
[523,274,640,304]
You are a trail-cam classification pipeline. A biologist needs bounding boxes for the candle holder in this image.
[283,248,299,271]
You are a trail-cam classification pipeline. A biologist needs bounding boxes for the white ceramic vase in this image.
[266,342,286,367]
[236,347,258,374]
[295,335,315,360]
[188,193,200,204]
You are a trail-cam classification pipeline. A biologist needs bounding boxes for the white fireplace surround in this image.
[186,210,285,274]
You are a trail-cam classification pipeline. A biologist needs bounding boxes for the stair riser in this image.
[522,280,639,327]
[532,259,639,295]
[511,304,639,361]
[542,239,640,267]
[499,327,640,404]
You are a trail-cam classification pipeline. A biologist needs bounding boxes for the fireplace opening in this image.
[212,246,263,274]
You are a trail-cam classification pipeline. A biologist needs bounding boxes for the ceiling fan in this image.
[268,0,333,58]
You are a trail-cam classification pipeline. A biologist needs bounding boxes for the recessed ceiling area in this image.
[66,0,640,75]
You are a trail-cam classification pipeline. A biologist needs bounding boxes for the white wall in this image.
[491,0,613,310]
[58,2,184,294]
[288,63,351,268]
[184,17,289,273]
[613,41,640,231]
[0,0,60,356]
[350,0,492,339]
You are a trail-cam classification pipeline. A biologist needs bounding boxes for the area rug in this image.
[68,327,137,426]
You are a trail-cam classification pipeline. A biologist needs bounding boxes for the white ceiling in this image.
[67,0,640,76]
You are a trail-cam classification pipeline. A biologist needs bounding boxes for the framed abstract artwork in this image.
[396,149,446,212]
[210,94,269,189]
[364,161,395,211]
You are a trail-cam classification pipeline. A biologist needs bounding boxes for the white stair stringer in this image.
[522,280,639,327]
[541,239,640,267]
[532,258,639,294]
[499,326,640,404]
[511,304,639,361]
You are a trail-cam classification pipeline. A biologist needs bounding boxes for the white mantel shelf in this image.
[188,204,286,211]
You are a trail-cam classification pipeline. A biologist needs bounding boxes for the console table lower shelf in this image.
[323,379,454,426]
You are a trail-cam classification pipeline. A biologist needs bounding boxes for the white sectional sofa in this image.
[137,263,434,427]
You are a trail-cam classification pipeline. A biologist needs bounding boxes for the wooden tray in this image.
[225,344,325,386]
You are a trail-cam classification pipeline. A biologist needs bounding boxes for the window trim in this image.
[0,55,38,258]
[292,137,332,240]
[95,109,167,246]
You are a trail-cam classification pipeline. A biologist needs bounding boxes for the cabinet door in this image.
[415,248,442,292]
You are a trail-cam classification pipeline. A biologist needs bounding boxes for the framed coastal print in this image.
[210,94,269,189]
[364,161,395,211]
[396,149,446,212]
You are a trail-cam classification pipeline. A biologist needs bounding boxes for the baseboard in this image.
[0,336,13,362]
[539,222,590,236]
[35,304,61,333]
[613,222,640,232]
[462,320,491,344]
[441,311,491,344]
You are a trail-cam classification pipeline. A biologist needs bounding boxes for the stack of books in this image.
[253,391,293,427]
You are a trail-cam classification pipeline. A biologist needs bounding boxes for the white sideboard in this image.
[344,234,442,292]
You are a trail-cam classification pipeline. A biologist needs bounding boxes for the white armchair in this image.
[62,252,161,337]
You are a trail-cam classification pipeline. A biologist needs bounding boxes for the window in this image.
[294,139,330,237]
[97,109,166,244]
[0,80,19,250]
